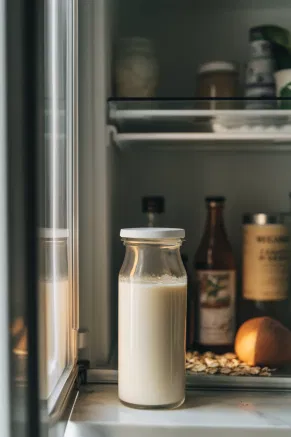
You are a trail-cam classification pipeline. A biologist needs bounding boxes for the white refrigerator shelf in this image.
[108,100,291,149]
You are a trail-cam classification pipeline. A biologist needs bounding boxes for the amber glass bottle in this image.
[194,196,236,353]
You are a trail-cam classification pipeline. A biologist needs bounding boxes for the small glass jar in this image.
[197,61,238,109]
[115,37,158,98]
[118,228,187,410]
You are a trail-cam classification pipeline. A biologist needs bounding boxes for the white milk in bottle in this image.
[118,228,187,409]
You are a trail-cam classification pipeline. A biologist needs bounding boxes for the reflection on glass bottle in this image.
[194,196,236,354]
[141,196,192,350]
[38,229,70,399]
[184,254,194,350]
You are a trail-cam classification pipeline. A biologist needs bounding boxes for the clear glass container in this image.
[118,228,187,410]
[196,61,239,109]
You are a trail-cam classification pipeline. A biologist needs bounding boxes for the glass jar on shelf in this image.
[115,37,158,98]
[196,61,239,109]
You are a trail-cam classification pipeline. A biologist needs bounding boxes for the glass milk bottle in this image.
[118,228,187,409]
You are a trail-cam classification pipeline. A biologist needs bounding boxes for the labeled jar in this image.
[245,58,275,86]
[118,228,187,409]
[243,214,289,301]
[249,25,290,59]
[243,26,288,108]
[245,85,276,109]
[242,214,290,326]
[196,61,238,109]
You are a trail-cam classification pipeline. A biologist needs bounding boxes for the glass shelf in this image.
[108,99,291,150]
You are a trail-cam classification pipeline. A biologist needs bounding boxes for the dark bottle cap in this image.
[142,196,165,214]
[205,196,225,204]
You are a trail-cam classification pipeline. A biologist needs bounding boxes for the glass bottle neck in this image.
[205,205,226,235]
[120,239,186,280]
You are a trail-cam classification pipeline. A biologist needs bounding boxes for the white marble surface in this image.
[65,384,291,437]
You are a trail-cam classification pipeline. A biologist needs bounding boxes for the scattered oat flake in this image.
[204,358,219,368]
[224,353,236,360]
[193,364,207,372]
[189,357,200,364]
[185,351,276,377]
[203,351,215,359]
[206,368,218,375]
[261,367,270,372]
[249,367,260,375]
[230,369,245,376]
[186,352,193,361]
[218,357,228,367]
[220,367,232,374]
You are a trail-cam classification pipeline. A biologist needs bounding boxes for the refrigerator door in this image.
[0,3,11,437]
[5,0,79,436]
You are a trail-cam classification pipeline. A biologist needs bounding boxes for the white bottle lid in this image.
[120,227,185,239]
[198,61,237,75]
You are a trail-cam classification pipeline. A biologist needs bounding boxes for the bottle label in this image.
[197,270,236,345]
[243,224,290,301]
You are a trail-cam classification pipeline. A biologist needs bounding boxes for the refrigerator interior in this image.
[78,0,291,385]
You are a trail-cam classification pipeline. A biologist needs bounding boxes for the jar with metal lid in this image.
[118,228,187,409]
[241,214,290,327]
[196,61,239,109]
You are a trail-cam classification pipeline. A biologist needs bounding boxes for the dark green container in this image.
[250,25,290,47]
